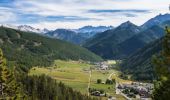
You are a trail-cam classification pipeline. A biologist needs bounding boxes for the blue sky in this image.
[0,0,169,29]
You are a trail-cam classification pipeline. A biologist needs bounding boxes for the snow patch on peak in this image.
[1,24,49,34]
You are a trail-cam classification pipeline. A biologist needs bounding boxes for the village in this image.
[89,61,154,100]
[117,82,154,100]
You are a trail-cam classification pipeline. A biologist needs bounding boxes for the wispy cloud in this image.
[0,0,169,29]
[88,9,150,13]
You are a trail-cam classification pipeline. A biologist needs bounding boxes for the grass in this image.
[29,60,91,93]
[29,60,126,100]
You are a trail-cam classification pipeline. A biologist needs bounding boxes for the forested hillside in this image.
[0,27,102,71]
[84,21,141,59]
[120,38,162,81]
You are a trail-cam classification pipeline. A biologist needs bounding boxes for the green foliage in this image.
[97,79,102,84]
[105,79,115,84]
[119,73,128,80]
[0,49,22,99]
[21,75,97,100]
[0,27,102,100]
[84,24,164,59]
[0,48,97,100]
[0,27,102,70]
[152,26,170,99]
[84,24,141,59]
[121,38,162,81]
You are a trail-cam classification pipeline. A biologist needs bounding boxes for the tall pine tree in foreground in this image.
[0,48,19,99]
[152,26,170,99]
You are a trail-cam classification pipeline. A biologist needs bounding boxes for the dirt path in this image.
[87,70,92,96]
[108,72,115,80]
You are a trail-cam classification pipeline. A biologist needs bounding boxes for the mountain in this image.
[46,29,86,44]
[120,20,170,81]
[120,38,162,81]
[1,24,49,34]
[141,13,170,30]
[77,26,113,38]
[45,26,113,45]
[115,25,164,57]
[0,27,102,69]
[84,21,141,59]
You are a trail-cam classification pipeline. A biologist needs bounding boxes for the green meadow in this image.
[29,60,125,99]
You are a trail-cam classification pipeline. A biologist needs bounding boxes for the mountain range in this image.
[1,24,113,45]
[84,13,170,59]
[2,14,170,60]
[76,26,113,38]
[45,26,113,44]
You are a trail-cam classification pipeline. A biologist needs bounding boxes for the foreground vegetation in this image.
[152,26,170,99]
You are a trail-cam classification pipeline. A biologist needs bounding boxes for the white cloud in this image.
[0,7,17,23]
[0,0,170,29]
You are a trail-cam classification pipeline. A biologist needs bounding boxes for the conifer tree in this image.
[152,26,170,99]
[0,48,19,99]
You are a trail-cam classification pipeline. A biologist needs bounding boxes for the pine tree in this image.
[152,26,170,99]
[0,48,19,99]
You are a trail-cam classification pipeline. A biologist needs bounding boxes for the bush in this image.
[97,79,102,84]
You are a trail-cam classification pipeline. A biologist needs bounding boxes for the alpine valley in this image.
[1,12,170,100]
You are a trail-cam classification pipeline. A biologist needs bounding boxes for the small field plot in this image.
[90,70,116,95]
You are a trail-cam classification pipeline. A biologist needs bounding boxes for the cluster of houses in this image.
[95,62,109,70]
[117,82,154,99]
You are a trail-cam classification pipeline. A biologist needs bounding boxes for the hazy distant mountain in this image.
[84,21,141,59]
[45,26,113,44]
[141,13,170,30]
[46,29,86,44]
[1,24,49,34]
[76,26,113,38]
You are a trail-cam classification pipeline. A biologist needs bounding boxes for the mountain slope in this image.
[120,38,162,81]
[0,27,102,69]
[115,25,164,57]
[141,13,170,30]
[84,21,141,59]
[46,29,86,44]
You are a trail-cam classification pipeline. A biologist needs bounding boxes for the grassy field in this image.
[29,60,90,93]
[29,60,126,100]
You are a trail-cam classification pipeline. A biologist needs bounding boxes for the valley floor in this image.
[28,60,136,100]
